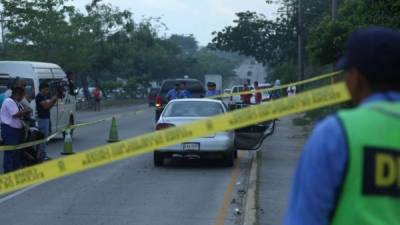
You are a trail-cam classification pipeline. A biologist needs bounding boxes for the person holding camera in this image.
[35,83,57,161]
[1,86,32,173]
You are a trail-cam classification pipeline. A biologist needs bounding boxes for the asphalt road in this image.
[0,104,254,225]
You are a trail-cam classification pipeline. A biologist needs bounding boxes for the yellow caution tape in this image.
[0,82,351,195]
[209,71,341,99]
[0,108,150,151]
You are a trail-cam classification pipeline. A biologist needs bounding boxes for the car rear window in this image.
[163,101,224,117]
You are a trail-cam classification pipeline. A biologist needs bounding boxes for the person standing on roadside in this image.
[241,84,252,105]
[254,81,262,104]
[166,83,181,102]
[285,27,400,225]
[64,71,77,96]
[36,83,58,161]
[1,87,31,173]
[92,87,102,111]
[205,82,220,97]
[179,81,191,98]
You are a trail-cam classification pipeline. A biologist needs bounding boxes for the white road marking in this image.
[0,183,42,204]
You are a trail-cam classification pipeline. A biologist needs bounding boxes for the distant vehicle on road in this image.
[155,78,205,122]
[154,98,236,167]
[229,85,254,104]
[147,87,160,107]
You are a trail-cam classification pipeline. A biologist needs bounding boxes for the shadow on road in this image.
[161,157,233,170]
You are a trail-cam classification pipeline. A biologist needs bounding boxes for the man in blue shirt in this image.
[285,27,400,225]
[205,82,221,97]
[166,83,180,102]
[179,81,191,98]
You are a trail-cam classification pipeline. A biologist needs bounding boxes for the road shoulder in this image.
[243,116,311,225]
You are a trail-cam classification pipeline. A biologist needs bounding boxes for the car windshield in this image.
[163,101,224,117]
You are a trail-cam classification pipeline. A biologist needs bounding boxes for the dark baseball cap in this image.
[337,26,400,84]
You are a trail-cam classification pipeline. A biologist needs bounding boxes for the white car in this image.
[154,98,236,167]
[229,85,254,104]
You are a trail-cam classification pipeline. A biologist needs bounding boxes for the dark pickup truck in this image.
[155,79,205,122]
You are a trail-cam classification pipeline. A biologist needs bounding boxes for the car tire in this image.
[222,150,234,167]
[154,151,164,167]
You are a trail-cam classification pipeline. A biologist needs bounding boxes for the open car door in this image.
[229,103,275,151]
[234,120,275,150]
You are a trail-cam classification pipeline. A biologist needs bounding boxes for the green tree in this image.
[168,34,199,55]
[210,0,332,80]
[307,0,400,65]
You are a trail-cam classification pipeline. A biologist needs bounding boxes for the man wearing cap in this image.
[205,82,220,97]
[285,26,400,224]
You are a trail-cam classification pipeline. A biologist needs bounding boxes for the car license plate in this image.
[183,143,200,151]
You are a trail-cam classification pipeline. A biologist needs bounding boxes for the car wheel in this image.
[222,150,234,167]
[154,151,164,167]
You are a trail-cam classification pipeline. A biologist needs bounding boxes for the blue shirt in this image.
[284,92,400,225]
[179,89,191,98]
[205,90,221,97]
[166,89,179,101]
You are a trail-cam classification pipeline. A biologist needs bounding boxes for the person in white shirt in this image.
[1,86,31,173]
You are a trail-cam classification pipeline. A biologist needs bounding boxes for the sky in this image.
[72,0,280,46]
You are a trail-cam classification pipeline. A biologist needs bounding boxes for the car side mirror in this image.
[234,121,275,151]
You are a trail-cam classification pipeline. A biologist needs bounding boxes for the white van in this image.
[0,61,76,134]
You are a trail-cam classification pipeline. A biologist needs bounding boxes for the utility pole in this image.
[297,0,304,81]
[0,12,5,52]
[332,0,338,21]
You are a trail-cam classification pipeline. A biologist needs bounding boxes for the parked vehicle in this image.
[229,85,254,104]
[0,61,76,134]
[155,78,205,122]
[224,89,231,95]
[147,87,160,107]
[153,98,275,167]
[154,99,236,166]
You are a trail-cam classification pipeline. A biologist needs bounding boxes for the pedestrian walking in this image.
[35,83,58,161]
[1,86,31,173]
[285,27,400,225]
[254,81,262,104]
[92,87,102,111]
